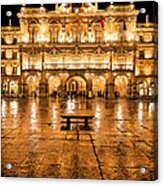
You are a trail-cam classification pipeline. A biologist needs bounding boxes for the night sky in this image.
[1,1,158,27]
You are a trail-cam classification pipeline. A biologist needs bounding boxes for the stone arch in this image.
[114,75,129,97]
[65,75,87,95]
[10,80,19,95]
[48,75,61,95]
[92,75,106,97]
[26,75,40,96]
[137,80,149,97]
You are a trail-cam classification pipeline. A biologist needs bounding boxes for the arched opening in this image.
[92,76,106,97]
[10,81,18,95]
[114,75,128,97]
[26,75,39,96]
[66,76,87,96]
[48,76,61,95]
[1,81,8,95]
[138,81,148,97]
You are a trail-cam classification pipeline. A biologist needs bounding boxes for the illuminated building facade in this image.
[1,2,158,99]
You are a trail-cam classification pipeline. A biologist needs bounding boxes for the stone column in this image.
[132,82,138,100]
[39,82,48,97]
[22,83,28,97]
[108,82,115,99]
[18,83,23,97]
[105,82,109,99]
[87,78,93,99]
[127,79,132,99]
[57,79,66,98]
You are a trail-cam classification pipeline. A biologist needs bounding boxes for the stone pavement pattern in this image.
[1,98,158,180]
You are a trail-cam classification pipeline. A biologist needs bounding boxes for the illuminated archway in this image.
[10,81,18,95]
[114,75,128,97]
[92,76,106,96]
[26,75,39,96]
[48,76,61,95]
[66,76,87,94]
[138,81,148,97]
[1,81,8,94]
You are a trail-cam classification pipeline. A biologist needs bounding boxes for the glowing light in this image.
[148,102,155,114]
[1,100,6,118]
[6,11,12,17]
[58,32,65,43]
[138,102,143,126]
[10,101,18,119]
[127,33,134,41]
[68,34,73,43]
[5,35,13,44]
[117,104,123,126]
[31,102,36,120]
[67,99,76,113]
[52,105,57,119]
[75,9,79,13]
[30,101,38,131]
[22,35,29,43]
[95,119,100,132]
[112,33,118,41]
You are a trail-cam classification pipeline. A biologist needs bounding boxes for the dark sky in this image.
[1,1,158,26]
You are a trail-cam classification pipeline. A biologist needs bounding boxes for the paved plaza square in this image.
[1,97,158,180]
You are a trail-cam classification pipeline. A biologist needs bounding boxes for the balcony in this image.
[22,65,42,71]
[44,63,109,70]
[112,64,133,71]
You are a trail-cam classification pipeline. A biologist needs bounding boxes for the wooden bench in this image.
[60,113,94,130]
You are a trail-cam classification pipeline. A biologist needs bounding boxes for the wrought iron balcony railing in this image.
[22,65,42,70]
[44,63,109,70]
[112,64,133,71]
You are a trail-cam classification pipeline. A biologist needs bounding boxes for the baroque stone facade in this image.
[1,2,158,99]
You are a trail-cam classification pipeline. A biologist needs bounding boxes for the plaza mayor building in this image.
[1,2,158,99]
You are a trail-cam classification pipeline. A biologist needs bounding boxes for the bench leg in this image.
[85,118,89,129]
[66,118,70,130]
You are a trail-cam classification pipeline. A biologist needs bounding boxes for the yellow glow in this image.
[22,35,29,43]
[145,49,153,59]
[112,33,118,41]
[105,33,112,42]
[138,102,143,126]
[117,104,123,126]
[6,50,13,59]
[144,33,152,42]
[5,35,13,44]
[31,102,38,132]
[59,32,65,43]
[127,32,134,41]
[6,65,12,75]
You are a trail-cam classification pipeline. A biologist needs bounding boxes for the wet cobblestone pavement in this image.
[1,97,158,180]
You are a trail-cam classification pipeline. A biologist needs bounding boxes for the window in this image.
[144,49,153,59]
[144,33,152,42]
[6,50,13,59]
[5,35,13,44]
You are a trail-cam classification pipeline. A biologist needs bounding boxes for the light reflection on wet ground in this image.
[1,97,158,180]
